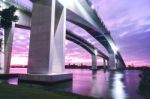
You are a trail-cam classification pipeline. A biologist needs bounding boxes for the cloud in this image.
[119,31,128,37]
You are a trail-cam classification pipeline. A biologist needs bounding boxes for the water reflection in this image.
[91,70,102,98]
[109,71,127,99]
[0,78,18,85]
[7,78,18,85]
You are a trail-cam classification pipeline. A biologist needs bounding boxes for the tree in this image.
[0,5,18,29]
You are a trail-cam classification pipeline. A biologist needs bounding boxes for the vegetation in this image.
[126,66,150,70]
[138,67,150,99]
[0,84,95,99]
[0,5,18,29]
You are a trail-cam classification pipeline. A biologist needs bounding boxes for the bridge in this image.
[0,0,126,76]
[66,30,109,69]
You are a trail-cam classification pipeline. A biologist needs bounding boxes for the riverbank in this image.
[138,68,150,98]
[0,84,97,99]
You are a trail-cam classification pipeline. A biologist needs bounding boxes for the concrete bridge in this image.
[66,30,109,70]
[0,0,126,76]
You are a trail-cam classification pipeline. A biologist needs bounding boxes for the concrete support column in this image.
[92,54,97,70]
[28,0,66,74]
[108,53,116,70]
[0,0,15,74]
[0,28,4,73]
[4,24,15,73]
[107,59,109,66]
[103,58,106,66]
[117,59,124,70]
[116,58,119,69]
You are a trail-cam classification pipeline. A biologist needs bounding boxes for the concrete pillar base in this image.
[18,73,73,84]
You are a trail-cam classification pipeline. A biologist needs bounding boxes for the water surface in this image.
[0,68,146,99]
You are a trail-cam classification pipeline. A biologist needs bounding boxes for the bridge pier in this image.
[4,24,15,73]
[103,58,107,66]
[0,29,5,74]
[108,53,117,70]
[18,0,73,83]
[0,23,15,74]
[28,0,66,74]
[92,54,97,70]
[116,58,125,70]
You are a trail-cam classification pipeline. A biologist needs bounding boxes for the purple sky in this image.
[91,0,150,66]
[11,0,150,66]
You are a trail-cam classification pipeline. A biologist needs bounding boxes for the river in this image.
[0,68,147,99]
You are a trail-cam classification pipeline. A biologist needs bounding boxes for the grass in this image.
[0,84,96,99]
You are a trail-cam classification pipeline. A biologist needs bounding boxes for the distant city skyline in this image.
[10,0,150,67]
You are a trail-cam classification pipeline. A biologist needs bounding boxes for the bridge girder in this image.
[2,0,126,69]
[66,30,108,60]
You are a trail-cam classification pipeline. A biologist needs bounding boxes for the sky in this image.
[10,0,150,67]
[91,0,150,66]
